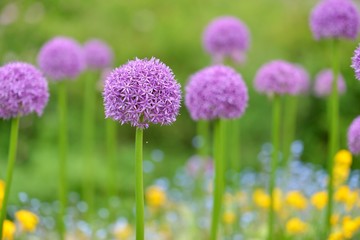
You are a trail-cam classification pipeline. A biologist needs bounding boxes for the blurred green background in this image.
[0,0,360,204]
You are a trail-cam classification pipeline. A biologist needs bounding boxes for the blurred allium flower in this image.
[310,0,360,40]
[351,44,360,80]
[37,36,85,80]
[254,60,302,95]
[185,65,249,120]
[203,16,250,64]
[347,116,360,155]
[313,69,346,97]
[294,65,310,94]
[0,62,49,119]
[84,39,113,70]
[103,57,181,129]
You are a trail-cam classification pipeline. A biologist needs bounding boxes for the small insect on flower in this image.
[37,36,85,81]
[203,16,250,64]
[313,69,346,97]
[310,0,360,40]
[15,210,39,233]
[185,65,249,121]
[103,57,181,129]
[0,62,49,119]
[83,39,113,70]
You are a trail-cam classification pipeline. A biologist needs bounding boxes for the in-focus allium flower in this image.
[351,44,360,80]
[15,210,39,232]
[347,116,360,154]
[310,0,360,40]
[313,69,346,97]
[103,57,181,129]
[0,62,49,119]
[2,220,15,240]
[84,39,113,70]
[37,36,85,80]
[203,16,250,64]
[254,60,302,95]
[185,65,248,120]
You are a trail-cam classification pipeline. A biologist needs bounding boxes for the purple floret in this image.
[84,39,113,70]
[313,69,346,97]
[103,57,181,129]
[254,60,302,95]
[0,62,49,119]
[351,44,360,80]
[310,0,360,40]
[348,116,360,155]
[185,65,249,121]
[37,36,85,81]
[203,16,250,64]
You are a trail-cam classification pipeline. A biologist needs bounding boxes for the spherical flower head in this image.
[310,0,360,40]
[347,116,360,155]
[0,62,49,119]
[84,39,113,70]
[185,65,249,121]
[314,69,346,97]
[351,43,360,80]
[203,16,250,64]
[294,65,310,94]
[37,36,85,81]
[103,57,181,129]
[254,60,302,95]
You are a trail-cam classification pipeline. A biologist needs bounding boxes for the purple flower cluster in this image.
[351,44,360,80]
[310,0,360,40]
[254,60,303,95]
[185,65,249,120]
[37,36,85,81]
[295,65,310,94]
[348,116,360,155]
[0,62,49,119]
[203,16,250,64]
[313,69,346,97]
[103,57,181,129]
[84,39,113,70]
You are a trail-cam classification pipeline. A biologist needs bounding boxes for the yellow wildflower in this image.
[342,217,359,239]
[0,180,5,209]
[335,186,351,203]
[145,186,167,208]
[253,189,270,209]
[285,191,307,210]
[285,217,308,235]
[334,150,352,168]
[15,210,39,233]
[2,220,16,240]
[114,223,132,239]
[328,231,343,240]
[222,211,236,225]
[333,165,350,186]
[331,214,340,226]
[345,191,358,211]
[311,191,328,210]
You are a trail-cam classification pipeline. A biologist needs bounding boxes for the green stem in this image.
[0,117,19,239]
[230,119,241,176]
[106,119,117,199]
[325,39,339,238]
[58,82,67,240]
[210,119,225,240]
[82,74,95,217]
[197,120,210,157]
[135,127,144,240]
[283,96,298,167]
[268,94,281,240]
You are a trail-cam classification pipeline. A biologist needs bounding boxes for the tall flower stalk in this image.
[103,58,181,240]
[197,120,210,158]
[0,62,49,238]
[106,119,117,199]
[185,65,249,239]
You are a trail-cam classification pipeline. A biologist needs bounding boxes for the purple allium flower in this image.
[203,16,250,64]
[254,60,302,95]
[185,65,249,121]
[0,62,49,119]
[310,0,360,40]
[294,65,310,94]
[348,116,360,154]
[351,43,360,80]
[103,57,181,129]
[84,39,113,70]
[313,69,346,97]
[37,36,85,81]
